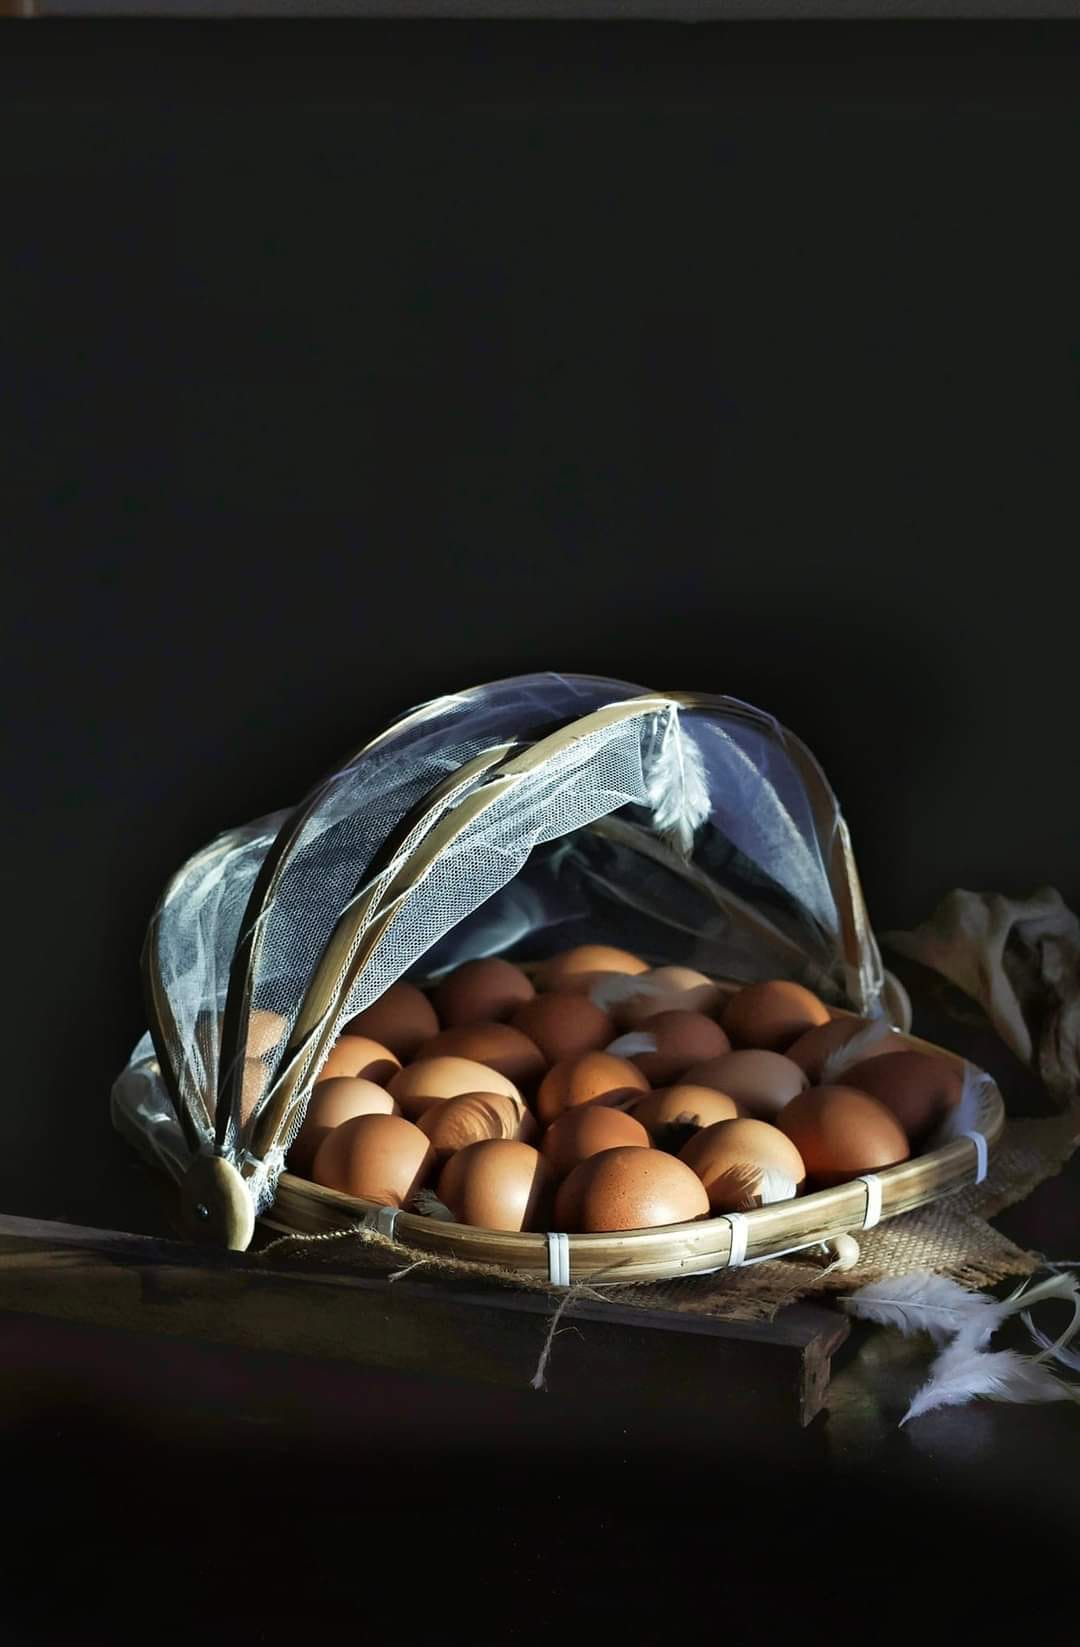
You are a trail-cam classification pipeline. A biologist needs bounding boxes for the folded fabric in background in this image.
[884,887,1080,1112]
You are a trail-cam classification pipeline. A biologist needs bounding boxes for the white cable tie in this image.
[857,1174,883,1230]
[726,1212,749,1268]
[546,1231,571,1288]
[373,1205,399,1240]
[963,1130,989,1184]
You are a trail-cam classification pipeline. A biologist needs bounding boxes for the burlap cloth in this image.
[257,888,1080,1324]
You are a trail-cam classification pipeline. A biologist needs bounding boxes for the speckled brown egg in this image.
[340,982,439,1062]
[389,1055,523,1121]
[438,1139,553,1231]
[433,957,536,1027]
[541,1105,650,1177]
[509,995,614,1067]
[311,1112,434,1205]
[613,965,723,1028]
[316,1035,401,1088]
[681,1050,807,1120]
[627,1010,731,1087]
[535,1051,650,1127]
[840,1051,964,1143]
[417,1091,535,1161]
[554,1147,710,1233]
[679,1118,806,1211]
[721,980,831,1051]
[785,1017,905,1084]
[776,1084,910,1186]
[630,1084,741,1139]
[413,1023,546,1090]
[289,1078,399,1175]
[535,945,649,995]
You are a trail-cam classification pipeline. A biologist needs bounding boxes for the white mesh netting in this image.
[112,673,884,1215]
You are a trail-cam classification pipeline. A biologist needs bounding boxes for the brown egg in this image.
[554,1147,710,1233]
[679,1118,806,1211]
[631,1085,741,1139]
[777,1085,911,1187]
[510,995,614,1067]
[841,1051,964,1143]
[197,1008,285,1068]
[541,1105,650,1177]
[289,1078,399,1175]
[535,945,649,994]
[613,966,723,1028]
[239,1057,267,1126]
[433,957,535,1027]
[389,1055,522,1121]
[535,1051,650,1127]
[316,1035,401,1088]
[340,982,439,1062]
[438,1139,553,1231]
[417,1091,534,1161]
[627,1010,731,1087]
[721,980,831,1051]
[248,1008,286,1060]
[413,1023,546,1090]
[786,1016,905,1084]
[311,1112,434,1205]
[681,1050,807,1120]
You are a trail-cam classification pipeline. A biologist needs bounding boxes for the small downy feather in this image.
[721,1166,796,1218]
[645,709,711,858]
[605,1032,658,1059]
[843,1270,1006,1348]
[901,1341,1079,1426]
[820,1013,896,1084]
[704,1162,798,1213]
[588,973,669,1013]
[927,1060,993,1147]
[755,1168,799,1207]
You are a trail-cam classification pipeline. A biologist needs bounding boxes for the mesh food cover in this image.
[113,672,890,1247]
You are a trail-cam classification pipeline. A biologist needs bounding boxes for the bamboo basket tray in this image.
[262,979,1005,1287]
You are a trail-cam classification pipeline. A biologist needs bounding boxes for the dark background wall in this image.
[2,23,1078,1231]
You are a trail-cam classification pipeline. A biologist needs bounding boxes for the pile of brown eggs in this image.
[286,946,964,1234]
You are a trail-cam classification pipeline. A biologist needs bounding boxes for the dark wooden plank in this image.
[0,1211,847,1426]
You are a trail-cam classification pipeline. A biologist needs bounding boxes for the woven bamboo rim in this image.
[262,988,1005,1285]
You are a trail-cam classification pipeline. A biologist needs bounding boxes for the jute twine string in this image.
[253,1222,630,1387]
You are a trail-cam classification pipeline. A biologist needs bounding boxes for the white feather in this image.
[842,1270,1006,1348]
[753,1168,799,1207]
[1018,1273,1080,1369]
[845,1264,1080,1428]
[927,1060,994,1147]
[605,1032,658,1058]
[588,973,669,1012]
[820,1014,896,1084]
[1023,1314,1080,1372]
[645,710,711,857]
[704,1163,799,1212]
[901,1341,1078,1425]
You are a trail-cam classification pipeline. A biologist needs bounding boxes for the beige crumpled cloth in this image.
[883,886,1080,1110]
